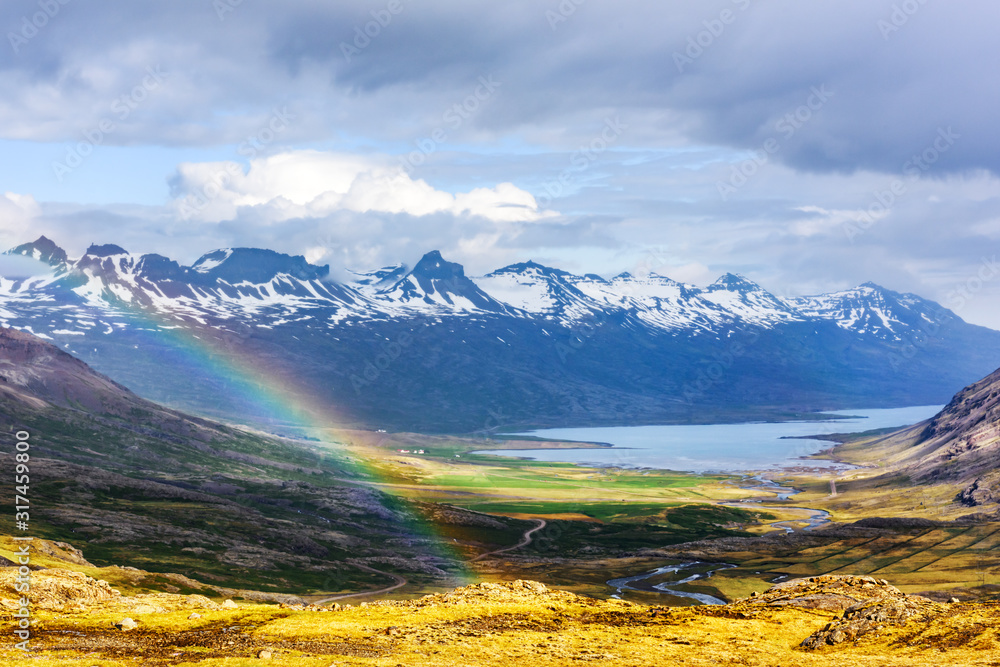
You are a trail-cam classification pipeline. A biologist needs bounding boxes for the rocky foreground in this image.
[2,569,999,666]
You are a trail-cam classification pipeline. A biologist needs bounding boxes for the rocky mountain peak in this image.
[384,250,510,312]
[134,254,188,282]
[6,235,69,267]
[189,248,330,283]
[410,250,465,280]
[85,243,129,257]
[494,260,568,276]
[709,272,765,293]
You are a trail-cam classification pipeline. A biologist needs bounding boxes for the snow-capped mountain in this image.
[696,273,800,326]
[377,250,515,314]
[9,235,69,268]
[3,241,373,330]
[474,261,608,322]
[0,237,957,340]
[789,282,958,341]
[477,264,806,333]
[2,236,999,432]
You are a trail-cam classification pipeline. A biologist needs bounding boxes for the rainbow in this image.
[89,300,472,593]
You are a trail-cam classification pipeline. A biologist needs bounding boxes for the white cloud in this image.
[169,150,556,224]
[2,192,41,216]
[790,205,889,238]
[663,261,715,286]
[303,245,330,264]
[0,253,53,279]
[0,192,43,250]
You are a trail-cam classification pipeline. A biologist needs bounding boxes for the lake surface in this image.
[476,405,942,473]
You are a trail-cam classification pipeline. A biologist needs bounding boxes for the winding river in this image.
[608,562,735,605]
[607,475,832,603]
[728,475,832,532]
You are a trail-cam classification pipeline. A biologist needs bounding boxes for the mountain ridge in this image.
[2,236,999,432]
[6,236,951,328]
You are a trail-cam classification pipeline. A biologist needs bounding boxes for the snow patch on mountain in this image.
[192,248,233,273]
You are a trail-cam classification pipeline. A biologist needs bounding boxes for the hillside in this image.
[916,366,1000,504]
[824,365,1000,512]
[0,326,134,411]
[0,327,467,596]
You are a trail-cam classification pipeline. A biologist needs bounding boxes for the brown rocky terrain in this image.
[733,575,942,648]
[916,366,1000,504]
[0,325,189,416]
[828,365,1000,508]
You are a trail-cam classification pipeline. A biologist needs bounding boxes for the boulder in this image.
[731,575,943,649]
[958,478,995,506]
[737,575,942,649]
[116,618,138,631]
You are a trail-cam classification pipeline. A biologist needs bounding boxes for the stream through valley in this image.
[605,475,833,604]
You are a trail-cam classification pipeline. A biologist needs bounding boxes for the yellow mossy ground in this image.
[3,577,998,666]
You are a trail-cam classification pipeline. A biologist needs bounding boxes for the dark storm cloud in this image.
[1,0,998,328]
[0,0,996,175]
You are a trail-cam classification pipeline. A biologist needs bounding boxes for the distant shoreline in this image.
[469,438,616,451]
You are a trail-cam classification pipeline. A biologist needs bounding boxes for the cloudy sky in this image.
[1,0,999,327]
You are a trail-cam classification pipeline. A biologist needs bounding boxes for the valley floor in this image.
[4,424,1000,664]
[336,428,1000,604]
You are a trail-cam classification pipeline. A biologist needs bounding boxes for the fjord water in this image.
[478,406,943,473]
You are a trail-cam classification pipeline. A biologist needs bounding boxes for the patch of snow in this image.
[192,249,233,273]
